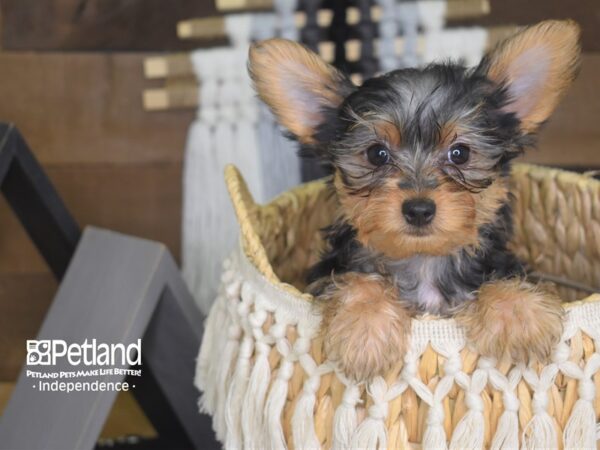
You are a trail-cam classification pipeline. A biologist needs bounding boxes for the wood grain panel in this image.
[0,0,220,51]
[450,0,600,51]
[0,52,194,165]
[49,163,183,262]
[2,1,598,51]
[0,273,57,380]
[0,196,48,274]
[0,162,182,273]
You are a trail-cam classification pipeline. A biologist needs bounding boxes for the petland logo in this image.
[27,339,141,366]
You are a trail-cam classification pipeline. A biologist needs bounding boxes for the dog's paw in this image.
[457,279,564,363]
[319,273,411,382]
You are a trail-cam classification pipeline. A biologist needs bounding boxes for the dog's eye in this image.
[366,145,390,166]
[448,144,470,165]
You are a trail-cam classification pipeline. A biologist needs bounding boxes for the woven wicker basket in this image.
[196,163,600,450]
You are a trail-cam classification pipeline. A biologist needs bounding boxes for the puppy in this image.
[248,20,580,381]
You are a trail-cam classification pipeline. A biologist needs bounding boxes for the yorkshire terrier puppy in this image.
[249,20,580,381]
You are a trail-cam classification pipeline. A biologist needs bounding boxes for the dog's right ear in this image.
[479,20,581,134]
[248,38,354,144]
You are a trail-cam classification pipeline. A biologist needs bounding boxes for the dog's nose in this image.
[402,198,436,227]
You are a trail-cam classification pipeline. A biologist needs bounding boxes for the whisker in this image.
[441,164,492,193]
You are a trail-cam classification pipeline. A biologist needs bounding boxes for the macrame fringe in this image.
[423,423,447,450]
[522,412,558,450]
[241,344,271,449]
[331,384,360,450]
[224,383,243,449]
[264,381,289,449]
[291,383,320,450]
[182,121,215,313]
[264,364,292,450]
[195,296,226,415]
[195,298,218,389]
[563,398,597,449]
[182,6,300,320]
[490,410,520,450]
[215,332,238,411]
[449,409,485,449]
[224,337,253,449]
[232,119,263,203]
[349,417,387,450]
[422,372,457,450]
[350,377,389,450]
[210,313,234,438]
[256,104,300,201]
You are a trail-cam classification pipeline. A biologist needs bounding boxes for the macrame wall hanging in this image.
[181,5,301,314]
[376,0,489,71]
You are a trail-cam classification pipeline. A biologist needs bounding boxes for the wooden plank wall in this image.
[2,0,599,52]
[0,52,194,379]
[0,0,220,51]
[451,0,600,51]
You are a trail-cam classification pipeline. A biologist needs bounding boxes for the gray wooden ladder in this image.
[0,124,218,449]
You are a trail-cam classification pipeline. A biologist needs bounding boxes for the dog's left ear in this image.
[480,20,581,133]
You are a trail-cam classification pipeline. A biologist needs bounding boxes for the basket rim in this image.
[234,239,600,325]
[225,163,600,308]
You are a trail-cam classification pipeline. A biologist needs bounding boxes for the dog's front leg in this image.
[456,279,564,363]
[317,273,412,382]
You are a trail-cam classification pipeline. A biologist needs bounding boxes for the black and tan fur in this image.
[249,20,580,381]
